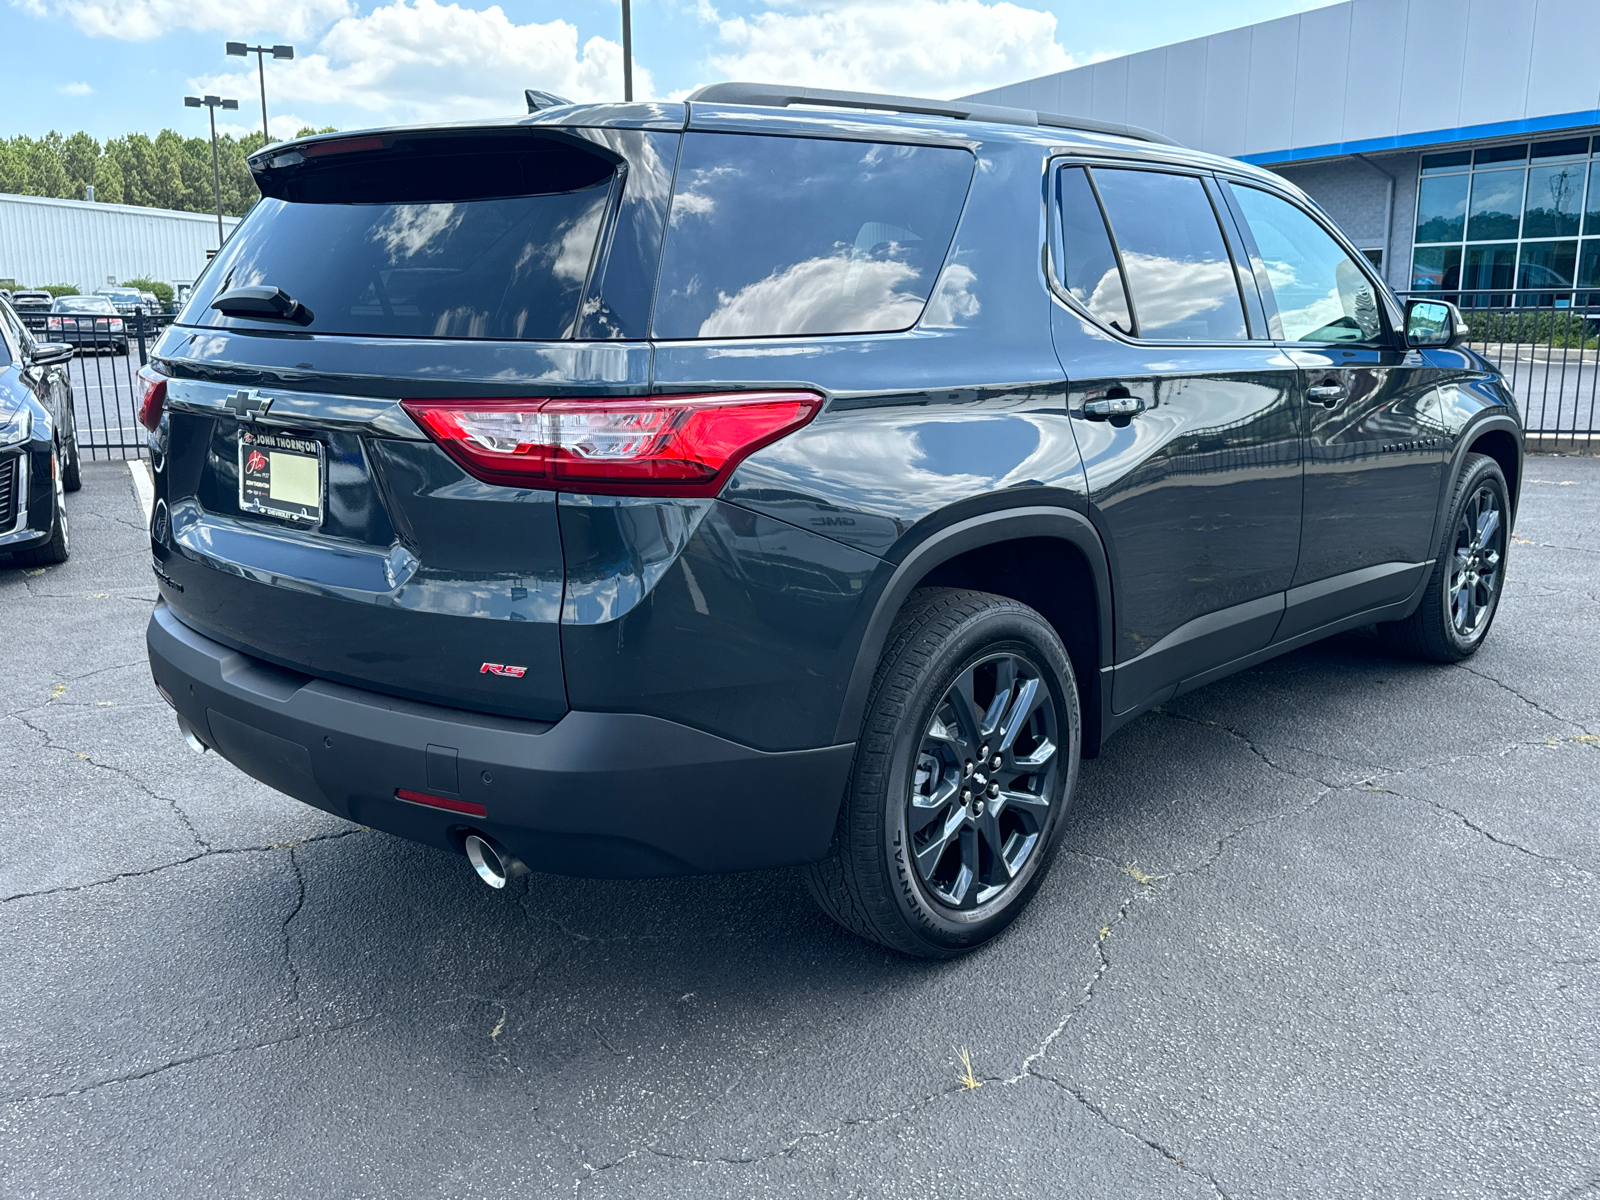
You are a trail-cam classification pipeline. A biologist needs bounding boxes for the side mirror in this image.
[1404,298,1467,349]
[30,342,75,366]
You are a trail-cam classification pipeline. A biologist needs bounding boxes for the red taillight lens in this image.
[111,319,124,332]
[400,392,822,495]
[136,365,167,431]
[47,317,61,329]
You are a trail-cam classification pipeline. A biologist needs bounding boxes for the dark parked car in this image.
[0,296,81,566]
[10,291,53,314]
[141,86,1523,957]
[48,295,128,354]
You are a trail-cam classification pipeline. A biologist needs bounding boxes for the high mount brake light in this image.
[136,365,167,431]
[303,136,387,158]
[401,393,823,496]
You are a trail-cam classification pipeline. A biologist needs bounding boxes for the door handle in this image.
[1083,397,1146,420]
[1307,383,1346,407]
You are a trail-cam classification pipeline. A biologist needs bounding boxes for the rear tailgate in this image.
[146,122,674,721]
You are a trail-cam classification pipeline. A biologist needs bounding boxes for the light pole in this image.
[226,41,294,144]
[185,94,238,245]
[620,0,632,102]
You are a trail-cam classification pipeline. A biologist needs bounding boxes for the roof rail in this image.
[684,82,1181,147]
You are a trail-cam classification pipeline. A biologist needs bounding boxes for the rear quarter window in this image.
[652,133,973,340]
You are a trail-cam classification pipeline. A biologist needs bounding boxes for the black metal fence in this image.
[1397,289,1599,452]
[17,306,174,462]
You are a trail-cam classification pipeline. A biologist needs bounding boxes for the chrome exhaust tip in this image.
[464,832,527,889]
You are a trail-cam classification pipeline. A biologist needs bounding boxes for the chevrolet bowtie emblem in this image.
[222,390,273,419]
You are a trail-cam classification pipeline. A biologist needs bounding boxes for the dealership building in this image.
[968,0,1600,303]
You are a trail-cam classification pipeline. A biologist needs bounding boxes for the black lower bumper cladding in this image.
[148,602,853,877]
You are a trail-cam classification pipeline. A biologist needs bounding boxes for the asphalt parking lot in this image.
[2,457,1597,1199]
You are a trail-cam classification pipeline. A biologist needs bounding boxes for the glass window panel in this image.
[652,134,973,339]
[1523,163,1585,238]
[1091,169,1247,341]
[1467,169,1525,241]
[1585,161,1600,236]
[1416,174,1469,243]
[1579,240,1600,288]
[1461,243,1518,306]
[1421,150,1471,174]
[1231,184,1382,343]
[1475,143,1528,165]
[1531,137,1590,161]
[1518,241,1578,304]
[1056,166,1132,335]
[1411,245,1461,292]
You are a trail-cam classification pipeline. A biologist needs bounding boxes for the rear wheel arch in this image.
[833,509,1111,755]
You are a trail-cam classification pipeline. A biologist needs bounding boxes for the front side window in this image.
[1230,185,1383,344]
[1090,168,1247,342]
[652,134,973,339]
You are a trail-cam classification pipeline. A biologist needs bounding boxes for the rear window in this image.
[181,133,618,340]
[652,133,973,340]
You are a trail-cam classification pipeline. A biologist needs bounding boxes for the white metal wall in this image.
[0,193,241,293]
[965,0,1600,162]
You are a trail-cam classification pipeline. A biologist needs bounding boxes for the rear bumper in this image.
[148,601,853,877]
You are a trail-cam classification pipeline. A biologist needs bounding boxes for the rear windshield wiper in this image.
[211,285,315,326]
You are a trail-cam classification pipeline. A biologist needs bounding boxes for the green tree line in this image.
[0,127,334,217]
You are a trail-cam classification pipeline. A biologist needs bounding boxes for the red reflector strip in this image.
[396,788,487,817]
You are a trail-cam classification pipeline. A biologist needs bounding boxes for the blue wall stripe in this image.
[1239,109,1600,165]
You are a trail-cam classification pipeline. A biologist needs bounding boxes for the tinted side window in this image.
[652,134,973,339]
[1056,166,1132,335]
[1230,185,1382,344]
[1091,169,1248,342]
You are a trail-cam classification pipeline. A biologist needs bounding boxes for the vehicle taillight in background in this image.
[136,365,167,431]
[400,393,823,496]
[47,317,61,330]
[111,319,124,332]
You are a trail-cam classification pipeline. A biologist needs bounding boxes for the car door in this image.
[1049,163,1303,714]
[1222,181,1450,641]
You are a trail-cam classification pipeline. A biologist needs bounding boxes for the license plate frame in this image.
[237,426,326,527]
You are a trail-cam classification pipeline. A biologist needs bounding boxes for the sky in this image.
[3,0,1339,142]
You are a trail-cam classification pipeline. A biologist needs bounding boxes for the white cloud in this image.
[19,0,352,42]
[57,81,94,96]
[706,0,1074,100]
[187,0,648,126]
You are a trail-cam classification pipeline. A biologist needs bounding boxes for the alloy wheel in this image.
[907,652,1059,910]
[1450,483,1503,638]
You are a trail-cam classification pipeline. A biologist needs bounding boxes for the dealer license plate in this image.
[238,427,325,526]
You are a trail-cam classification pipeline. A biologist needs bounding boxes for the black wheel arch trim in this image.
[1443,411,1523,543]
[830,505,1113,746]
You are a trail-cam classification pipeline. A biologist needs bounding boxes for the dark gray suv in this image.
[142,85,1523,956]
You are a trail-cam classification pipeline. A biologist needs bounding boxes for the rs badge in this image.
[480,663,527,678]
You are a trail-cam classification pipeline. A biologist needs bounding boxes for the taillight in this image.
[136,365,167,431]
[400,392,823,496]
[111,319,124,332]
[47,317,61,329]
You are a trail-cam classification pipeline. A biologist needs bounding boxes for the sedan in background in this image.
[48,295,127,354]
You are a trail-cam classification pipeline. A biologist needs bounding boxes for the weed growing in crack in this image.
[954,1047,982,1091]
[1122,862,1165,887]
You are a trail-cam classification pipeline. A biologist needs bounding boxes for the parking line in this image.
[128,459,154,524]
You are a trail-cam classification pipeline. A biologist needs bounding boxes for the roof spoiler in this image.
[684,82,1182,147]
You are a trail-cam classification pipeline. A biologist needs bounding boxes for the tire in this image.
[805,588,1082,958]
[8,450,70,567]
[61,420,82,493]
[1380,452,1509,662]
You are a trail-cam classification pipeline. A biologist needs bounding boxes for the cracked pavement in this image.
[2,458,1598,1199]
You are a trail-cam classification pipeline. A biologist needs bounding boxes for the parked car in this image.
[141,86,1523,957]
[94,287,147,315]
[0,295,81,567]
[10,291,53,313]
[48,295,127,354]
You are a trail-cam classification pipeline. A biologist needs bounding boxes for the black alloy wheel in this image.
[806,588,1081,958]
[1381,452,1510,661]
[908,652,1060,909]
